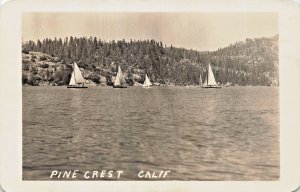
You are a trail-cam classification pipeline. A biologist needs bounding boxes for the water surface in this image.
[23,86,279,180]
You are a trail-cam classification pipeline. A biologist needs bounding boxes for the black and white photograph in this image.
[21,12,280,181]
[1,0,300,191]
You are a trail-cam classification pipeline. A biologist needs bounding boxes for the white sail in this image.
[199,73,202,86]
[203,77,207,86]
[119,67,126,84]
[114,70,121,86]
[205,63,218,86]
[143,74,152,87]
[73,62,85,83]
[69,72,76,85]
[114,66,126,86]
[69,62,85,85]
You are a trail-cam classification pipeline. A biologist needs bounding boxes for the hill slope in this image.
[22,35,279,86]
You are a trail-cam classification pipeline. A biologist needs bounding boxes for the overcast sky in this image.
[22,12,278,51]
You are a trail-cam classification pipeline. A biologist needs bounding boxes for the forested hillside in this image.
[22,35,278,86]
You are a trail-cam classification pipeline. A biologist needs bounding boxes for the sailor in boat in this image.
[79,83,85,87]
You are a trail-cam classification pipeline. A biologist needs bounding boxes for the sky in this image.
[22,12,278,51]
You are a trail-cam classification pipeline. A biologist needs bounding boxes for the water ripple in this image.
[23,86,279,180]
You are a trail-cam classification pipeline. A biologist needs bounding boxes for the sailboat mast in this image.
[73,62,77,83]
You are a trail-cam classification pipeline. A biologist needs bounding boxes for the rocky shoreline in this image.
[22,51,204,87]
[22,52,145,87]
[22,49,276,87]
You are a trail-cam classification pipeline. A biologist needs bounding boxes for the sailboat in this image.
[142,74,152,88]
[113,66,127,88]
[202,63,221,88]
[67,62,88,88]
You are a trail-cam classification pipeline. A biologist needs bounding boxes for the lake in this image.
[23,86,279,180]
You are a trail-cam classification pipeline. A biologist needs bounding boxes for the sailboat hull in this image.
[67,85,88,88]
[201,85,221,88]
[113,85,127,88]
[142,85,152,88]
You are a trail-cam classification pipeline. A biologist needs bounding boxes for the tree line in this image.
[22,35,279,86]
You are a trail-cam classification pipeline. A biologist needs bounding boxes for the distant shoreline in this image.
[22,84,278,87]
[22,36,279,87]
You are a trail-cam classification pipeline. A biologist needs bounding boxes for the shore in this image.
[22,51,278,87]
